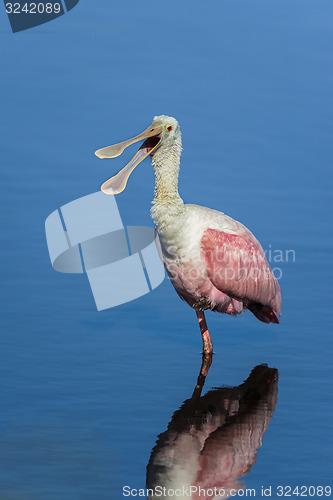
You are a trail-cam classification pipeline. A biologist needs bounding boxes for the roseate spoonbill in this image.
[146,364,278,499]
[95,116,281,355]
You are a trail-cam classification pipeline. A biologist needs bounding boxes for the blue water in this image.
[0,1,332,498]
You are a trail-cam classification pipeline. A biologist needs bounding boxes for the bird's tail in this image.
[248,304,280,324]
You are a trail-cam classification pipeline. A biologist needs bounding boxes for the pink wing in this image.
[201,229,281,323]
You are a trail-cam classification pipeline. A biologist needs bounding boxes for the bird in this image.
[95,115,281,355]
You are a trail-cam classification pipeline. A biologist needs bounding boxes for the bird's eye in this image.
[167,126,172,132]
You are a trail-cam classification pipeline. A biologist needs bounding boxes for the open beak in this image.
[95,123,162,194]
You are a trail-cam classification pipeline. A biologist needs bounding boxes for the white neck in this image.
[152,138,183,203]
[150,136,184,229]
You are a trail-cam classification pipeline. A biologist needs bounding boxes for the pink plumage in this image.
[201,229,281,323]
[162,215,281,332]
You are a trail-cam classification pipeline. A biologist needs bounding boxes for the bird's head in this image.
[95,115,180,194]
[150,115,180,146]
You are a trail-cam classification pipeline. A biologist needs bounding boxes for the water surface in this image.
[0,1,332,498]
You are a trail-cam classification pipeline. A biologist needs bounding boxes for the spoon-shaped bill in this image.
[100,142,150,194]
[95,123,162,195]
[95,125,162,159]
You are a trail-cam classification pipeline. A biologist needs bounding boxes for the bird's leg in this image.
[191,351,213,399]
[191,311,213,399]
[196,310,213,356]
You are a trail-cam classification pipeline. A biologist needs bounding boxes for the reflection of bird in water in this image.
[95,116,281,355]
[146,364,278,499]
